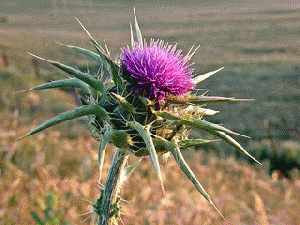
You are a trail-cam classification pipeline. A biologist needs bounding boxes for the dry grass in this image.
[1,122,300,224]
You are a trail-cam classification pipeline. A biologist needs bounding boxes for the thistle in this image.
[16,10,261,224]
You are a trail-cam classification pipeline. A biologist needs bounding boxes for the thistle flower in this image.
[121,39,195,108]
[15,11,261,224]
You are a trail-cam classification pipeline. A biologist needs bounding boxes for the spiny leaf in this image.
[130,22,135,48]
[121,158,143,183]
[138,96,148,105]
[155,136,225,219]
[177,117,250,138]
[75,17,124,92]
[210,130,262,165]
[98,127,114,181]
[132,136,168,156]
[192,67,224,85]
[152,110,181,121]
[28,53,106,94]
[127,120,165,196]
[185,105,219,116]
[111,92,135,113]
[15,105,110,142]
[180,139,220,149]
[30,78,90,93]
[75,17,106,54]
[168,95,254,105]
[55,41,110,73]
[108,59,124,92]
[133,7,143,46]
[188,96,255,105]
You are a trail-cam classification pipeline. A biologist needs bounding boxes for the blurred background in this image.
[1,0,300,224]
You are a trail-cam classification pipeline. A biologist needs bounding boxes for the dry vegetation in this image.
[1,114,300,224]
[1,1,300,224]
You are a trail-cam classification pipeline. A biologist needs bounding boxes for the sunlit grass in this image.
[1,85,300,224]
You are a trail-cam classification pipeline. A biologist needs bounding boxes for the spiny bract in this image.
[20,12,261,220]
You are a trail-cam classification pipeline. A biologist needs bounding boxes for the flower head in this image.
[121,39,195,108]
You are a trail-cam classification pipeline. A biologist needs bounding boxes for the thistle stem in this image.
[98,148,128,225]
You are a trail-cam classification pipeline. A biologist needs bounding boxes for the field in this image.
[1,0,300,224]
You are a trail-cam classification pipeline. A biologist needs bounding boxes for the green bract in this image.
[19,12,260,222]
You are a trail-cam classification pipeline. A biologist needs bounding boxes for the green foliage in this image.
[246,140,300,179]
[31,192,69,225]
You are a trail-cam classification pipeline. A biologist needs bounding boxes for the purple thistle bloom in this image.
[121,39,195,108]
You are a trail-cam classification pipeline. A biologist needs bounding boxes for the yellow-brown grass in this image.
[1,116,300,224]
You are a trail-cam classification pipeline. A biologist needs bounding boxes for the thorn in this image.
[53,41,65,46]
[27,52,48,62]
[251,156,262,165]
[13,89,29,95]
[188,44,201,59]
[160,179,166,198]
[75,17,106,56]
[110,92,121,101]
[93,40,102,51]
[97,180,105,188]
[103,40,110,58]
[120,217,125,225]
[121,87,130,98]
[186,45,195,59]
[80,212,94,223]
[202,90,209,96]
[131,141,144,144]
[209,200,225,220]
[241,98,255,101]
[12,134,29,144]
[78,197,93,204]
[98,64,104,80]
[118,197,130,204]
[75,17,92,38]
[240,134,252,139]
[144,120,156,131]
[130,143,139,148]
[193,88,207,92]
[78,209,94,217]
[130,22,135,48]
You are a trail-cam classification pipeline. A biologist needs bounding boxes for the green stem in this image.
[98,148,128,225]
